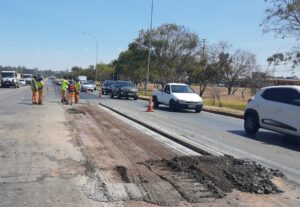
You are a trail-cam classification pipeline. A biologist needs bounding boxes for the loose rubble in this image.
[144,155,284,198]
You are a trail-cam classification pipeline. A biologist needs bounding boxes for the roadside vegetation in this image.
[1,0,299,112]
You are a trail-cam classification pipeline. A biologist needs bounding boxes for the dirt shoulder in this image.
[67,103,300,206]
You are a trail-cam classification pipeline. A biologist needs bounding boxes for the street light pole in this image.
[82,32,99,82]
[145,0,153,96]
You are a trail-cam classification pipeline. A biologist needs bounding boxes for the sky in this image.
[0,0,299,77]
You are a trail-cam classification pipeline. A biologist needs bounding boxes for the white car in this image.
[81,81,95,92]
[19,79,26,86]
[152,83,203,113]
[244,85,300,137]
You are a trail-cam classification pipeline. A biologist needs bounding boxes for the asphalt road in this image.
[69,86,300,184]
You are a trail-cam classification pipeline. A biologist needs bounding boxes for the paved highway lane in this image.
[50,83,300,183]
[73,89,300,184]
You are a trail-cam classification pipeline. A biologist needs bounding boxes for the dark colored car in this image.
[110,81,138,100]
[101,80,116,95]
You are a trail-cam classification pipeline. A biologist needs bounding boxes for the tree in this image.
[191,42,225,96]
[262,0,300,68]
[97,63,115,82]
[262,0,300,38]
[223,49,257,95]
[114,42,148,84]
[136,24,199,86]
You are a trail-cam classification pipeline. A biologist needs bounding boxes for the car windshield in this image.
[119,82,134,87]
[1,73,14,78]
[23,75,31,78]
[104,81,115,86]
[171,85,195,93]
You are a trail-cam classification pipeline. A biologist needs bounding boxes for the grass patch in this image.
[138,90,153,97]
[204,98,247,111]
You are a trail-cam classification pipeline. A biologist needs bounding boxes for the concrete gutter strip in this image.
[139,95,244,119]
[99,102,224,157]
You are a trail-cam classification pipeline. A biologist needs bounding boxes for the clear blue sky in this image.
[0,0,298,76]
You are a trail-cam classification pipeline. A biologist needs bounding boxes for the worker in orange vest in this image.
[75,79,81,104]
[67,80,76,105]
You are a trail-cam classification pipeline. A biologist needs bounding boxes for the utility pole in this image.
[201,39,206,57]
[82,32,99,82]
[145,0,154,96]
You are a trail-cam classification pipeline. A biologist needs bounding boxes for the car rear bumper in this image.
[176,102,203,110]
[122,91,138,97]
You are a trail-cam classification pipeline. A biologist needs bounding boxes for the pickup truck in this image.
[152,83,203,113]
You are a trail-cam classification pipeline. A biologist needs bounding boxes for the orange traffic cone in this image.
[146,97,154,112]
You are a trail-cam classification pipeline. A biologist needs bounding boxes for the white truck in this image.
[0,71,20,88]
[152,83,203,113]
[22,74,32,84]
[77,76,87,83]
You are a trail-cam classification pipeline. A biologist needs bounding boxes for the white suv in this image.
[244,85,300,137]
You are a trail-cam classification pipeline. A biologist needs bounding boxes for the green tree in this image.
[136,23,199,86]
[262,0,300,38]
[114,42,148,84]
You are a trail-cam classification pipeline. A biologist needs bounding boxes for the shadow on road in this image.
[18,102,35,106]
[228,130,300,152]
[151,106,198,114]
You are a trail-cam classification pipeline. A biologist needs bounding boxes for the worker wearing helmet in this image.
[75,79,81,104]
[31,75,38,104]
[37,77,44,105]
[60,77,69,103]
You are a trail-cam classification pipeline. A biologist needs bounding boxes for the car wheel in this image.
[110,93,114,98]
[195,108,201,113]
[117,92,121,99]
[102,91,104,95]
[244,113,259,135]
[134,96,138,100]
[169,99,177,111]
[153,96,159,108]
[126,96,129,100]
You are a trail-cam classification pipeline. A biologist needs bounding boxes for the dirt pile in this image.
[144,155,284,198]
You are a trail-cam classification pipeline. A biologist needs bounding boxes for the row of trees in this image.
[2,0,298,97]
[113,24,258,96]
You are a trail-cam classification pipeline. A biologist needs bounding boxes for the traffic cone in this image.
[146,97,154,112]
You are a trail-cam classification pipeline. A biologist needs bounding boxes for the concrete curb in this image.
[138,95,244,119]
[99,102,224,157]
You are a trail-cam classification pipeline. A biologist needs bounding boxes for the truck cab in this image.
[1,71,20,88]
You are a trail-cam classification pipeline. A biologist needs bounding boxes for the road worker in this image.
[67,80,76,105]
[31,75,38,104]
[75,79,81,104]
[60,77,69,104]
[37,77,44,105]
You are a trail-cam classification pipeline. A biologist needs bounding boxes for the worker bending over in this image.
[37,77,44,105]
[31,75,38,104]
